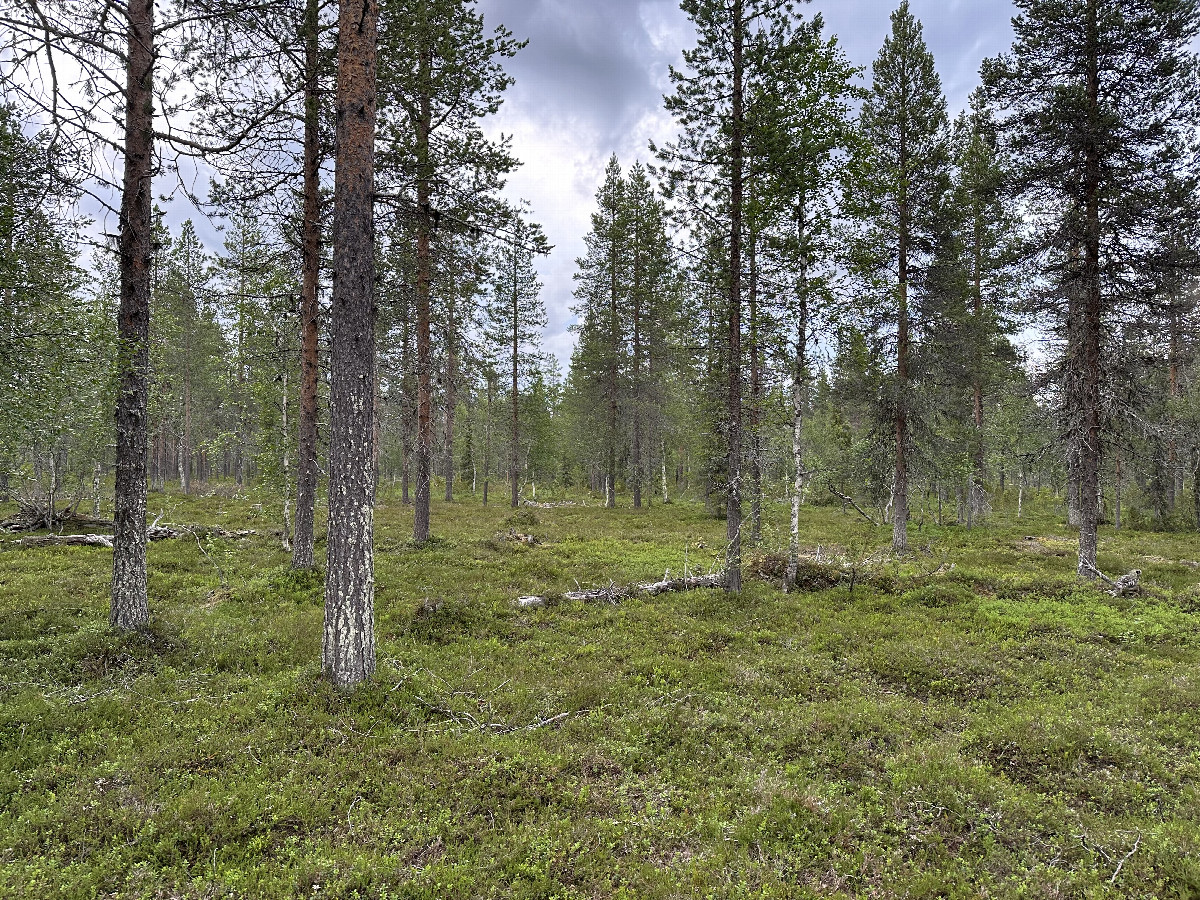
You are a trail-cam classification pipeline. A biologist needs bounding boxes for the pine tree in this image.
[656,0,806,591]
[377,0,522,542]
[945,92,1019,524]
[983,0,1200,577]
[323,0,379,690]
[572,155,629,508]
[623,163,678,509]
[845,0,950,552]
[484,214,548,509]
[748,15,861,586]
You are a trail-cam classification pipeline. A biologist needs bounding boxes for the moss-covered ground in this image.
[3,486,1200,898]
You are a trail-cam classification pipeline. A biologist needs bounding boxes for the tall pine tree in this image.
[983,0,1200,577]
[845,0,950,552]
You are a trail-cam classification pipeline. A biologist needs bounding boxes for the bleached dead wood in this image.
[636,572,726,595]
[514,571,726,608]
[8,533,116,549]
[6,525,258,549]
[146,525,258,541]
[1079,559,1142,596]
[827,484,880,527]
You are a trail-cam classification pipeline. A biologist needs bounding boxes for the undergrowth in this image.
[2,487,1199,898]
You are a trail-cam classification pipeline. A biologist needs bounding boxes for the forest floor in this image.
[3,486,1200,898]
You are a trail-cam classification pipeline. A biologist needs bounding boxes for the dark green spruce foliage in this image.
[484,214,548,509]
[846,1,951,552]
[917,92,1023,528]
[983,0,1200,576]
[568,156,679,508]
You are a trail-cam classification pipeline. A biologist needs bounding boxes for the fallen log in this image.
[0,505,114,533]
[146,525,256,540]
[1080,559,1143,597]
[827,484,880,527]
[8,533,115,549]
[5,525,258,549]
[514,571,726,608]
[636,572,727,595]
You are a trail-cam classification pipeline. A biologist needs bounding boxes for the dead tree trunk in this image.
[323,0,378,690]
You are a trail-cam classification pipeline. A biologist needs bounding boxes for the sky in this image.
[474,0,1020,367]
[132,0,1019,367]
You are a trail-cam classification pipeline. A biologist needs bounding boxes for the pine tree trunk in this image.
[725,0,745,592]
[413,57,433,543]
[111,0,154,631]
[323,0,378,690]
[155,420,165,490]
[1114,454,1122,531]
[970,191,986,526]
[400,308,413,506]
[631,262,643,510]
[893,205,910,551]
[511,265,520,510]
[1077,0,1102,580]
[292,0,322,570]
[483,373,493,506]
[1169,304,1181,509]
[443,308,457,503]
[92,462,102,518]
[786,228,809,591]
[181,375,192,495]
[661,440,669,504]
[748,230,762,546]
[607,193,619,510]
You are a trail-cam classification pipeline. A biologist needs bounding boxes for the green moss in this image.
[2,489,1199,896]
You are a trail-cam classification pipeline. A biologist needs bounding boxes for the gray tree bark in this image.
[111,0,154,631]
[322,0,378,689]
[292,0,323,571]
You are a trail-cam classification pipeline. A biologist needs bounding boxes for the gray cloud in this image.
[480,0,681,151]
[477,0,1020,369]
[814,0,1016,107]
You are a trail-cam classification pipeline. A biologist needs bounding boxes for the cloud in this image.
[476,0,1019,370]
[139,0,1019,374]
[478,0,690,369]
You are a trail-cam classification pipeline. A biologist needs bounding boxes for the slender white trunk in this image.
[661,442,669,504]
[93,463,102,518]
[786,381,804,589]
[177,435,186,493]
